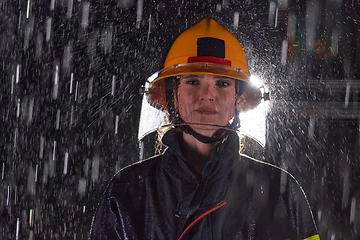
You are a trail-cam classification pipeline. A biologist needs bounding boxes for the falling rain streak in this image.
[46,17,52,41]
[26,0,31,18]
[70,73,74,93]
[53,65,59,99]
[1,163,4,180]
[64,152,69,175]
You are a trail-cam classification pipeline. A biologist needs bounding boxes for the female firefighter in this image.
[90,18,320,240]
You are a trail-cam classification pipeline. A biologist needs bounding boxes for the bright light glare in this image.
[249,75,263,88]
[239,100,267,147]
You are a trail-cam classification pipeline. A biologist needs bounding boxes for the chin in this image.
[188,123,225,136]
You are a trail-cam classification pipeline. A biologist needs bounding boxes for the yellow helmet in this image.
[147,18,254,110]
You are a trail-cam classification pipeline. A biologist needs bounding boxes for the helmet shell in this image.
[164,18,249,73]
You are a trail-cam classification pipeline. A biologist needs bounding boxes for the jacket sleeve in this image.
[89,194,123,240]
[89,181,135,240]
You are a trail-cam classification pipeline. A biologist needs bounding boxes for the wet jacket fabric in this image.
[90,130,320,240]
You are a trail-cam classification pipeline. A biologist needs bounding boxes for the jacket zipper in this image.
[177,201,227,240]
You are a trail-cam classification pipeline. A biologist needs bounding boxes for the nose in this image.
[199,83,215,101]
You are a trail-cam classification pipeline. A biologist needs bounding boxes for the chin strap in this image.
[179,125,224,144]
[177,115,239,144]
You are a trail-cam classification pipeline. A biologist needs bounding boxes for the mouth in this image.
[195,107,219,115]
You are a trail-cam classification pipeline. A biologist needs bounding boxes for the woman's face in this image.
[174,74,244,137]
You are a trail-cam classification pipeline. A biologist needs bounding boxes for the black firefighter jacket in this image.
[90,130,320,240]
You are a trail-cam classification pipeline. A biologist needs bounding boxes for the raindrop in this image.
[281,40,288,65]
[56,109,60,129]
[16,98,20,117]
[16,64,20,83]
[39,136,45,159]
[81,2,90,29]
[112,75,116,96]
[35,164,38,182]
[64,152,69,175]
[1,163,4,180]
[342,165,350,210]
[11,75,14,94]
[70,105,74,125]
[274,6,278,28]
[14,128,18,148]
[91,155,100,183]
[102,25,113,54]
[43,162,49,183]
[35,32,43,59]
[88,76,93,99]
[63,43,72,71]
[15,218,20,240]
[7,186,10,205]
[308,114,315,140]
[78,178,87,197]
[268,1,276,26]
[233,12,239,30]
[53,140,56,161]
[50,0,55,10]
[75,81,79,101]
[27,97,34,125]
[216,4,221,12]
[29,230,34,240]
[26,0,31,18]
[147,14,151,41]
[345,81,350,108]
[331,28,339,56]
[115,115,119,134]
[53,65,59,99]
[350,197,356,224]
[136,0,143,29]
[70,73,74,93]
[46,17,52,42]
[67,0,73,19]
[14,186,17,204]
[27,166,36,195]
[317,210,322,221]
[29,209,34,227]
[18,11,22,29]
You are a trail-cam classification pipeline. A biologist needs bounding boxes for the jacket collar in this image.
[161,129,240,183]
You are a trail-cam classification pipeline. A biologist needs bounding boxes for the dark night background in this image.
[1,0,359,239]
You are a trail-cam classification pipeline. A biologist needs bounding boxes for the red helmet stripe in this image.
[187,56,231,66]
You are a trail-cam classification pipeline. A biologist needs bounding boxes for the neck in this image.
[181,131,216,175]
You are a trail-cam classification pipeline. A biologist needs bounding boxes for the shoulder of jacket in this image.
[110,155,163,184]
[239,153,303,188]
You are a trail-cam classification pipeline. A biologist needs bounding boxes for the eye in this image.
[217,80,231,87]
[185,79,200,85]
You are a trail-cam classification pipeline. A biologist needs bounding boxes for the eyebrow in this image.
[216,76,232,80]
[181,74,232,79]
[180,74,200,79]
